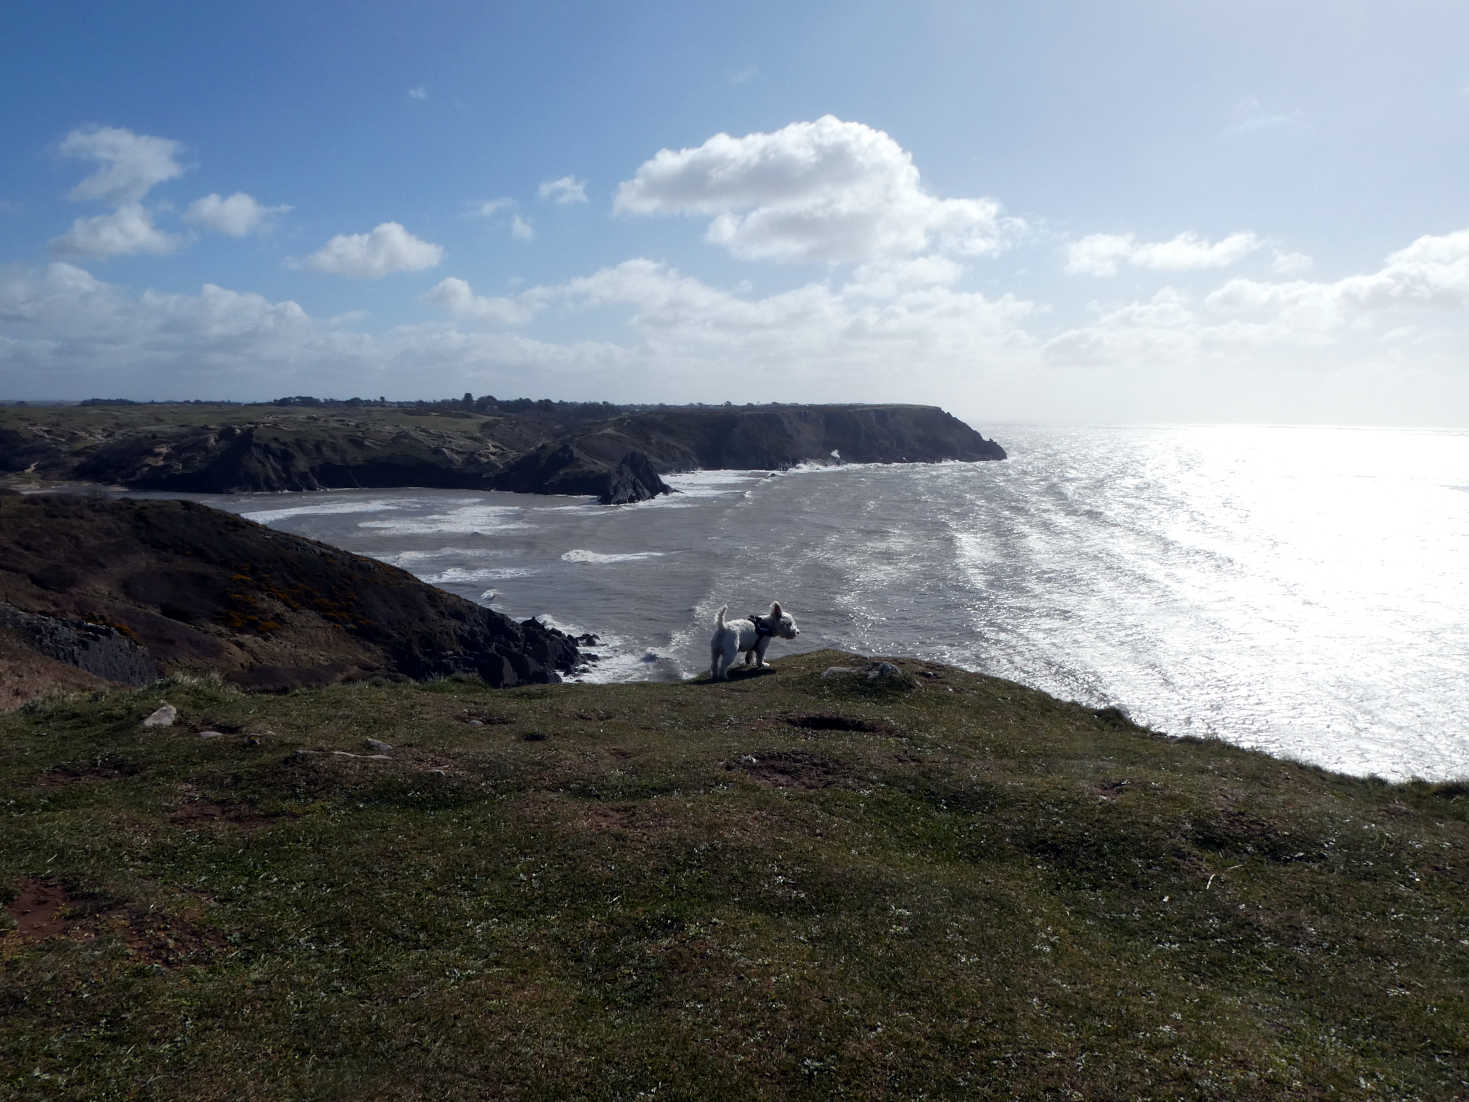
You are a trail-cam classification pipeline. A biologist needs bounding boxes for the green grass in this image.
[3,652,1466,1100]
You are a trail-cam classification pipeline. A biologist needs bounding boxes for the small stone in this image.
[197,730,228,739]
[142,703,177,728]
[821,666,860,679]
[364,737,393,753]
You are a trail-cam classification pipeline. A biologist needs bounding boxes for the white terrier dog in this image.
[709,602,800,681]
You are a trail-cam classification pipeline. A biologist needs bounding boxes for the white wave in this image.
[662,470,772,498]
[376,546,500,566]
[422,565,538,586]
[358,504,528,535]
[242,498,406,524]
[561,548,669,564]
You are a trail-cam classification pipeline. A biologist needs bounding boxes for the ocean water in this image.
[168,424,1469,781]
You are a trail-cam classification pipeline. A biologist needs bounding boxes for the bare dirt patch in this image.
[3,879,223,965]
[5,878,70,939]
[730,749,852,789]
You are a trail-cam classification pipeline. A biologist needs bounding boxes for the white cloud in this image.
[0,262,632,400]
[1224,98,1304,136]
[50,203,181,258]
[60,126,186,204]
[408,86,428,101]
[424,277,535,325]
[9,227,1468,425]
[1040,228,1469,421]
[614,115,1024,264]
[510,214,535,241]
[1065,231,1262,276]
[302,222,444,278]
[469,198,515,218]
[538,176,588,205]
[184,192,291,237]
[1206,228,1469,323]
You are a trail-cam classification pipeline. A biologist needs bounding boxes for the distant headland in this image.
[0,396,1006,504]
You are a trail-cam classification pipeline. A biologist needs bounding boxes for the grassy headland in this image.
[3,652,1465,1100]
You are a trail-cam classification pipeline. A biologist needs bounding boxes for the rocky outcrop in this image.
[491,444,671,504]
[0,602,159,685]
[600,451,672,505]
[0,495,581,692]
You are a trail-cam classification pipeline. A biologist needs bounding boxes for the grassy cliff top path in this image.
[2,652,1466,1100]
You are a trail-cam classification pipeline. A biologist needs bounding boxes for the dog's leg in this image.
[752,637,771,668]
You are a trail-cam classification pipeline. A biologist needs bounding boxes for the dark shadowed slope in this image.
[0,494,580,697]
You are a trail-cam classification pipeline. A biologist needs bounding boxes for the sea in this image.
[155,424,1469,782]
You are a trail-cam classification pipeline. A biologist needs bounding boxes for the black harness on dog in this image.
[749,614,776,639]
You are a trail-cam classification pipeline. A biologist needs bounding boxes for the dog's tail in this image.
[716,604,728,628]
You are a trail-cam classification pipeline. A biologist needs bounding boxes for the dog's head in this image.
[765,601,800,640]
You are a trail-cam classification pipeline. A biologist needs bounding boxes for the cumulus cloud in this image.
[51,203,181,258]
[184,192,291,236]
[538,176,588,205]
[424,277,535,325]
[302,222,444,278]
[1065,231,1262,276]
[408,86,428,101]
[1206,228,1469,324]
[1044,228,1469,422]
[60,126,186,203]
[510,214,535,241]
[0,262,632,400]
[614,115,1024,264]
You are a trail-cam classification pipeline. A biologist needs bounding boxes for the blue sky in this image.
[2,0,1466,426]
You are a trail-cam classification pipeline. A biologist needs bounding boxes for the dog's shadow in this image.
[705,666,780,684]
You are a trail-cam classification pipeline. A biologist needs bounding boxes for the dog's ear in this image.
[770,601,782,618]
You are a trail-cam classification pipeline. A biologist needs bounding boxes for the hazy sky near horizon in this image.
[2,1,1467,427]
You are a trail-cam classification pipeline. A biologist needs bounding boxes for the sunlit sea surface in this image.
[168,425,1469,781]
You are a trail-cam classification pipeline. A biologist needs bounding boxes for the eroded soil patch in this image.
[5,878,70,939]
[167,799,296,830]
[4,878,224,965]
[731,749,852,789]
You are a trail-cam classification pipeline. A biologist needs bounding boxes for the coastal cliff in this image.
[0,400,1004,500]
[0,494,581,696]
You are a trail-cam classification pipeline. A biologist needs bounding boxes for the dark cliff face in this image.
[0,495,580,691]
[1,402,1004,498]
